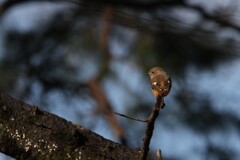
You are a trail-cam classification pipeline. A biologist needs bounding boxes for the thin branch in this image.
[2,0,240,32]
[114,112,148,123]
[141,96,164,160]
[87,79,127,145]
[182,2,240,32]
[86,7,128,145]
[156,149,163,160]
[82,0,184,9]
[99,6,114,59]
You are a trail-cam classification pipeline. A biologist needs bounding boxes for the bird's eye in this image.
[152,71,154,74]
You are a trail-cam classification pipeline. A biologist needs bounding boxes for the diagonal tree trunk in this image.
[0,92,144,160]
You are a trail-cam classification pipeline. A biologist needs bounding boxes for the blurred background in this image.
[0,0,240,160]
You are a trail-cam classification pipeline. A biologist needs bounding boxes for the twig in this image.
[114,112,148,123]
[141,96,164,160]
[156,149,163,160]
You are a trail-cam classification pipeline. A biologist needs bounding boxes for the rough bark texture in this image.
[0,92,143,160]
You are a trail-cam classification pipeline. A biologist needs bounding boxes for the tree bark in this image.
[0,92,143,160]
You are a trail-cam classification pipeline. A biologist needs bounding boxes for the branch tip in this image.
[114,112,148,123]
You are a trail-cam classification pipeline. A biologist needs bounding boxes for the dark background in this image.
[0,0,240,160]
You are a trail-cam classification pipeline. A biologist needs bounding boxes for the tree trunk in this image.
[0,92,143,160]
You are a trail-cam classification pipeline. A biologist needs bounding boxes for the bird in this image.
[148,67,171,98]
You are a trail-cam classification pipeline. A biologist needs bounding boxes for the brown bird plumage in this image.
[148,67,171,97]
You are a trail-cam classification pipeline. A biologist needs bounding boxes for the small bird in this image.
[148,67,171,98]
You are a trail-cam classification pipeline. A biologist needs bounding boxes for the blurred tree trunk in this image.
[0,92,143,160]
